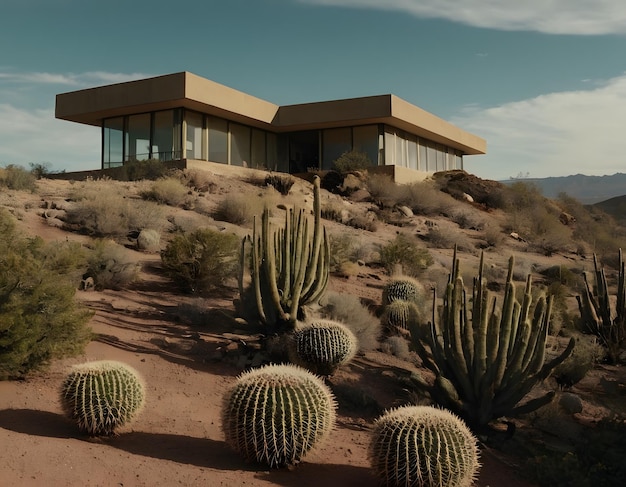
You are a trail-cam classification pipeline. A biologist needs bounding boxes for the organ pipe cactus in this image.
[222,364,336,468]
[370,405,480,487]
[239,175,330,333]
[576,250,626,364]
[287,320,358,376]
[411,249,575,430]
[382,276,425,306]
[60,360,145,436]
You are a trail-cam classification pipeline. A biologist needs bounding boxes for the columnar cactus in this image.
[288,320,358,375]
[239,175,330,333]
[60,360,145,436]
[411,249,575,429]
[382,276,424,306]
[222,364,336,468]
[382,300,422,333]
[576,250,626,364]
[370,405,480,487]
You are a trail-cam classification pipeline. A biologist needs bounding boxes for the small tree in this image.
[332,150,372,173]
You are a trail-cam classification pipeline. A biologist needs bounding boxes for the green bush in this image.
[117,159,171,181]
[161,228,240,293]
[379,233,433,276]
[0,210,93,379]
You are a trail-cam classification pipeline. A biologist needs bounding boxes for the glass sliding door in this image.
[322,128,351,170]
[185,110,204,160]
[352,125,379,167]
[251,129,266,169]
[230,123,251,167]
[153,110,180,161]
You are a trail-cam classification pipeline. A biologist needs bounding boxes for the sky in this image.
[1,0,626,181]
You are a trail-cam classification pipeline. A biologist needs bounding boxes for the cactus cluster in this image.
[411,249,575,429]
[382,299,421,333]
[222,364,336,468]
[370,405,480,487]
[60,360,145,436]
[382,276,424,306]
[577,250,626,364]
[288,320,358,376]
[239,175,330,333]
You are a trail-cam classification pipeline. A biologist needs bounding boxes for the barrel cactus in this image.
[222,363,336,468]
[370,405,480,487]
[382,276,424,306]
[60,360,145,436]
[287,320,358,376]
[382,300,422,333]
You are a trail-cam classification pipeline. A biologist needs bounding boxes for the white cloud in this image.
[454,74,626,180]
[300,0,626,34]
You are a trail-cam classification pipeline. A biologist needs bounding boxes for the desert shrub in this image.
[401,180,456,216]
[553,334,604,388]
[85,240,142,290]
[264,174,294,195]
[214,193,256,226]
[328,232,360,273]
[0,164,37,191]
[136,228,161,252]
[0,210,93,379]
[379,233,433,276]
[366,173,401,208]
[65,179,165,237]
[321,201,345,223]
[161,228,239,294]
[333,150,372,173]
[425,226,474,252]
[319,291,381,351]
[482,223,504,248]
[450,209,485,230]
[347,213,378,231]
[140,177,190,206]
[180,168,215,192]
[381,336,411,360]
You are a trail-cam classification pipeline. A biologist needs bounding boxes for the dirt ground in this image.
[0,168,623,487]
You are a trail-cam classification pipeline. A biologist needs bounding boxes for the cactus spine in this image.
[382,299,422,333]
[288,320,358,375]
[411,249,575,429]
[370,405,480,487]
[222,364,336,468]
[240,175,330,333]
[60,360,145,436]
[576,250,626,364]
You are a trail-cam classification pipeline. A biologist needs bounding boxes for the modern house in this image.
[55,72,486,182]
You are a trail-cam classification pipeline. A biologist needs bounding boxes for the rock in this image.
[137,229,161,252]
[397,205,414,218]
[559,212,576,225]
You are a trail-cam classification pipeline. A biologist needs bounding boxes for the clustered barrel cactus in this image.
[288,320,358,376]
[370,405,480,487]
[411,250,575,429]
[382,299,422,334]
[60,360,145,436]
[239,175,330,333]
[222,363,336,468]
[577,250,626,364]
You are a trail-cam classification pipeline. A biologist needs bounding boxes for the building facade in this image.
[55,72,486,179]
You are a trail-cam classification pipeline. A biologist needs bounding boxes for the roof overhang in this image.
[55,72,486,156]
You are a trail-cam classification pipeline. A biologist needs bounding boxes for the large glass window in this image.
[103,117,124,168]
[418,141,428,171]
[208,117,228,164]
[384,130,395,165]
[251,129,266,169]
[322,128,351,170]
[153,110,179,161]
[407,135,418,170]
[126,113,151,161]
[352,125,379,166]
[186,110,204,160]
[230,123,251,167]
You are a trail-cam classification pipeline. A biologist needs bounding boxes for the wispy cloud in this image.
[455,73,626,179]
[0,70,152,171]
[299,0,626,34]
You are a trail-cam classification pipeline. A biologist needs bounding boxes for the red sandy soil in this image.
[0,169,621,487]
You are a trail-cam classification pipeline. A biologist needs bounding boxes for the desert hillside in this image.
[0,164,625,487]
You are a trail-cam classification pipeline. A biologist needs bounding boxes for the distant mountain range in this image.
[501,173,626,205]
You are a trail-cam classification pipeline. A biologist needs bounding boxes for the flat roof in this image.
[55,71,486,155]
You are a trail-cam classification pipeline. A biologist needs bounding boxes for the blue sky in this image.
[1,0,626,180]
